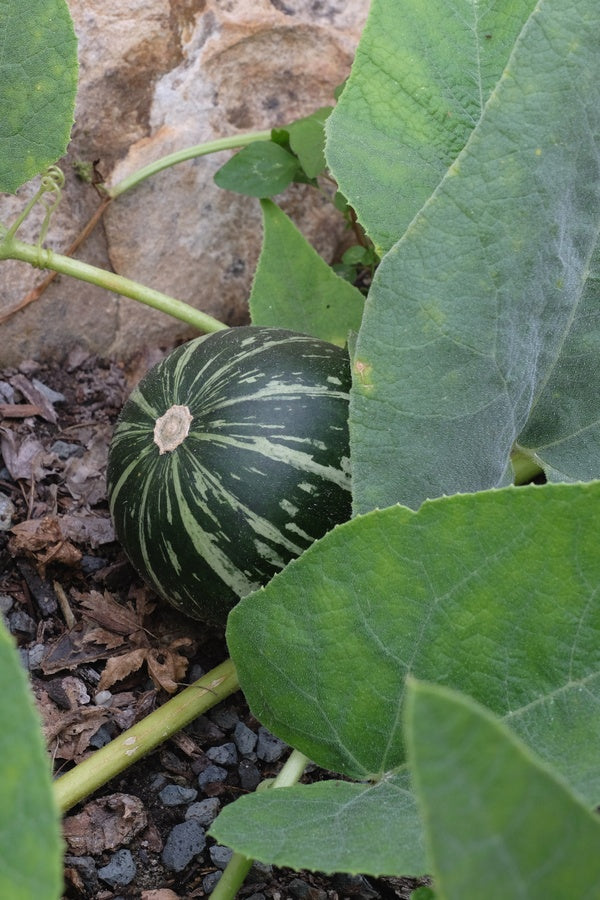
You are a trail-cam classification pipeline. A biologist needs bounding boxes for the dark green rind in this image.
[107,327,352,624]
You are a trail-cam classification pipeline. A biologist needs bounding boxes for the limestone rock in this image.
[0,0,368,365]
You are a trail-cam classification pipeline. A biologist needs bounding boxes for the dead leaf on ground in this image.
[61,512,115,547]
[42,700,110,761]
[78,589,147,638]
[98,639,192,694]
[63,793,147,856]
[62,425,111,504]
[10,516,82,569]
[0,429,50,481]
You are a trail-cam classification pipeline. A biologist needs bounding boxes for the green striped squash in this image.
[107,326,352,624]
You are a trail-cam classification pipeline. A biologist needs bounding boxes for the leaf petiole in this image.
[109,130,272,199]
[54,658,239,812]
[0,234,228,333]
[210,749,310,900]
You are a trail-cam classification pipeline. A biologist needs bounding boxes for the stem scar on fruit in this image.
[154,404,193,453]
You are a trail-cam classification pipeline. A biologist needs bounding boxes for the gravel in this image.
[197,763,228,790]
[158,783,199,806]
[97,849,137,887]
[209,844,234,869]
[206,741,238,766]
[185,797,221,826]
[234,720,258,756]
[161,820,206,872]
[256,726,288,762]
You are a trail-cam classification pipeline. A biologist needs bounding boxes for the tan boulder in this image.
[0,0,368,365]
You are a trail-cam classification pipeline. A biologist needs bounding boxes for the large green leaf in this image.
[0,620,62,899]
[249,200,364,345]
[227,483,600,796]
[0,0,78,194]
[211,771,426,877]
[326,0,536,254]
[350,0,600,513]
[406,680,600,899]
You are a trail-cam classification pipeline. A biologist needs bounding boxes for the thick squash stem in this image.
[0,235,228,334]
[54,658,239,812]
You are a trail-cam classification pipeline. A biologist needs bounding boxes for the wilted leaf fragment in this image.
[406,681,600,900]
[0,0,78,193]
[0,619,62,899]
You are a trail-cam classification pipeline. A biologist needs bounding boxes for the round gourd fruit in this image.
[107,326,352,624]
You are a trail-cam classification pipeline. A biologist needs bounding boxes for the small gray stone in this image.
[150,773,168,791]
[233,721,257,756]
[94,690,113,707]
[64,855,98,894]
[159,783,198,806]
[203,871,222,893]
[198,764,227,790]
[8,609,36,639]
[238,759,261,792]
[50,440,82,459]
[185,797,221,826]
[0,493,15,531]
[206,742,238,766]
[210,707,240,730]
[0,594,13,614]
[26,642,46,670]
[209,844,234,869]
[97,849,136,887]
[88,724,114,749]
[256,726,288,762]
[162,820,206,872]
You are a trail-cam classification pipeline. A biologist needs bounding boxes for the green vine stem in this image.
[210,749,310,900]
[0,235,228,334]
[54,658,240,813]
[109,130,272,199]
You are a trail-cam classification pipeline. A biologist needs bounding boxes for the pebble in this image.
[238,759,261,791]
[0,594,13,614]
[185,797,221,826]
[88,725,114,749]
[161,820,206,872]
[49,440,82,460]
[210,707,240,730]
[203,871,222,893]
[233,721,257,756]
[158,784,198,806]
[0,493,15,531]
[64,855,99,894]
[94,690,113,707]
[97,849,136,887]
[8,609,37,639]
[206,742,238,767]
[26,642,46,670]
[256,726,288,762]
[209,844,234,870]
[150,773,168,791]
[197,764,227,790]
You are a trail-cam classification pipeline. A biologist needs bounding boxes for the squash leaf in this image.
[0,0,78,194]
[220,483,600,871]
[349,0,600,512]
[249,200,364,345]
[326,0,537,255]
[406,680,600,899]
[0,619,63,899]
